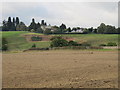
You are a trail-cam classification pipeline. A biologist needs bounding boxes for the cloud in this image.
[1,2,118,28]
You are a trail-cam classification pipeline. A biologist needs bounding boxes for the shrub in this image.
[50,36,68,47]
[99,44,107,46]
[107,42,117,46]
[68,40,80,46]
[31,44,36,48]
[31,36,42,41]
[2,38,8,51]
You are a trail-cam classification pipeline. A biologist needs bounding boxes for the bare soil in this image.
[2,50,118,88]
[22,34,75,42]
[23,34,52,42]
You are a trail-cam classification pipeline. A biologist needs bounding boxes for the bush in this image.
[31,36,42,41]
[50,36,83,47]
[107,42,117,46]
[31,44,36,48]
[2,38,8,51]
[50,36,68,47]
[99,44,107,46]
[68,40,80,46]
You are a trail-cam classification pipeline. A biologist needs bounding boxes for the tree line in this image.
[1,17,120,34]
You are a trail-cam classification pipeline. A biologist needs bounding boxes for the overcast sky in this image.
[1,2,118,28]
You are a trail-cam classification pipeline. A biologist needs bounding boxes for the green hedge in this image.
[31,36,42,41]
[107,42,117,46]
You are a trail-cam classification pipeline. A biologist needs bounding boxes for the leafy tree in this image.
[60,23,66,33]
[29,18,37,31]
[16,22,27,31]
[93,28,97,33]
[87,27,93,33]
[116,27,120,34]
[97,23,117,34]
[2,20,8,31]
[83,28,89,34]
[67,27,72,32]
[104,25,116,34]
[72,27,77,32]
[51,26,61,34]
[97,23,106,34]
[76,27,80,29]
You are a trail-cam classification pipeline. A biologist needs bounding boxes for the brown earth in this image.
[22,34,75,42]
[2,50,118,88]
[22,34,52,42]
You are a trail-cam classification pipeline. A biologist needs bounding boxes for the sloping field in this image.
[1,31,50,50]
[2,50,118,88]
[1,31,118,51]
[59,34,118,46]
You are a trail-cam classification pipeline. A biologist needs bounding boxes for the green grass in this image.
[0,31,50,51]
[0,31,118,51]
[57,34,118,46]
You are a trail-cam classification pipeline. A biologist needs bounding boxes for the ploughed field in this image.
[2,50,118,88]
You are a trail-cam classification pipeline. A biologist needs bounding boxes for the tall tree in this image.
[29,18,37,31]
[93,28,97,33]
[44,22,47,26]
[2,20,8,31]
[116,27,120,34]
[97,23,106,34]
[36,22,41,29]
[41,20,45,25]
[60,23,66,33]
[104,25,116,34]
[72,27,77,32]
[67,27,72,32]
[7,17,13,31]
[13,17,15,25]
[16,22,27,31]
[16,17,19,26]
[12,17,16,30]
[87,27,93,33]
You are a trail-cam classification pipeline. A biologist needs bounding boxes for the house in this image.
[71,28,84,33]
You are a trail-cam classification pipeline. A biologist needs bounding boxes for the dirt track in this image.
[2,50,118,88]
